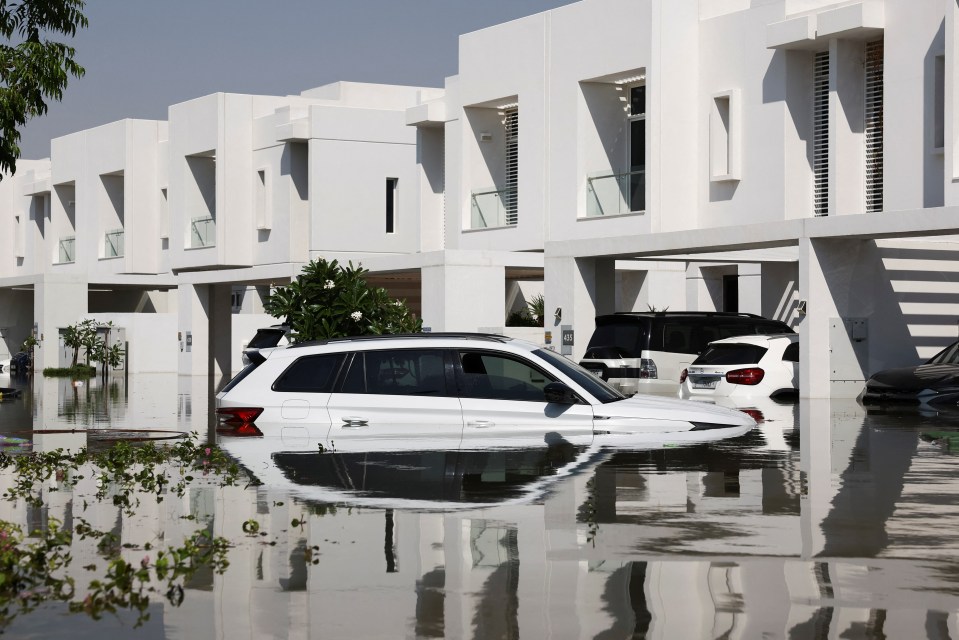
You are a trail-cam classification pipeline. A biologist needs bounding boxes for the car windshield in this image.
[693,344,768,365]
[533,348,626,404]
[927,341,959,365]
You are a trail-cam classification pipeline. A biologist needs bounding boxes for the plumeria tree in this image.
[264,258,421,342]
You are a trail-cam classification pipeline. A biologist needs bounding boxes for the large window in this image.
[456,350,552,402]
[627,84,646,213]
[341,349,449,396]
[272,354,345,393]
[864,40,883,213]
[813,51,830,217]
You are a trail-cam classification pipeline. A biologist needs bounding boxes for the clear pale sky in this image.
[19,0,578,160]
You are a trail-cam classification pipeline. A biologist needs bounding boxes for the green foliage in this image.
[0,436,241,628]
[264,258,422,342]
[0,0,87,178]
[41,365,95,378]
[506,294,544,328]
[19,335,38,352]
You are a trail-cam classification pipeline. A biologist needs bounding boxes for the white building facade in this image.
[2,0,959,397]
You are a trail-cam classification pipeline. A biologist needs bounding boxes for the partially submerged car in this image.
[680,334,799,401]
[861,340,959,406]
[216,333,755,452]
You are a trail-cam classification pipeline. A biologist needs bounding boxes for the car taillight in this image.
[679,368,688,384]
[639,358,658,379]
[725,368,765,386]
[216,407,264,436]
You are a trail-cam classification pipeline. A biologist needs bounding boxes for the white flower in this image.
[350,311,363,321]
[324,280,335,290]
[394,300,403,307]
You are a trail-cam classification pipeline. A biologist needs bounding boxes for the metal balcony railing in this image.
[58,236,75,264]
[191,216,215,248]
[470,187,517,229]
[104,228,124,258]
[585,169,645,217]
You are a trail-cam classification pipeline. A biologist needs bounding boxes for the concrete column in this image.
[420,263,505,332]
[545,256,615,361]
[738,263,763,316]
[33,273,87,370]
[210,283,232,381]
[178,283,211,376]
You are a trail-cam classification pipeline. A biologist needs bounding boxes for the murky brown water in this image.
[1,372,958,638]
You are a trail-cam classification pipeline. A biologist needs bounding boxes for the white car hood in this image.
[594,394,755,428]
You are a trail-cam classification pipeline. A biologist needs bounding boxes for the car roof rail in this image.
[289,332,514,349]
[608,311,765,319]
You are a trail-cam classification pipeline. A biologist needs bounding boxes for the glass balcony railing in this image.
[191,216,215,248]
[470,188,517,229]
[104,228,124,258]
[58,236,75,264]
[586,169,645,217]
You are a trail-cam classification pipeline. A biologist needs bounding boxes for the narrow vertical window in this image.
[385,178,398,233]
[160,188,169,239]
[812,52,830,216]
[503,109,519,225]
[864,40,884,213]
[255,169,270,230]
[627,85,646,212]
[14,214,23,258]
[934,54,945,151]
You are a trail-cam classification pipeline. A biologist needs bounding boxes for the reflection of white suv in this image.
[217,333,755,452]
[679,334,799,400]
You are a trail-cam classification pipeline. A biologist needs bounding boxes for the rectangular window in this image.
[255,169,270,230]
[14,215,23,258]
[934,54,945,151]
[710,90,740,181]
[812,51,830,217]
[386,178,398,233]
[864,40,884,213]
[627,85,646,212]
[159,188,169,239]
[503,109,519,225]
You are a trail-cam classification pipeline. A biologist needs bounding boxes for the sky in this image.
[19,0,579,160]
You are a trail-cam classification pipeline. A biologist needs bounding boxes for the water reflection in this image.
[0,375,959,637]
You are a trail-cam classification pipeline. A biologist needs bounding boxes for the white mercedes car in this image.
[680,334,799,400]
[216,333,755,452]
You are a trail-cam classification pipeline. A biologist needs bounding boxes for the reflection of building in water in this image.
[2,399,959,637]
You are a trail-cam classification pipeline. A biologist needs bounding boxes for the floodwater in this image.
[1,372,959,639]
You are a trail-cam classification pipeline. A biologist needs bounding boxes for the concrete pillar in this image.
[738,263,763,315]
[420,263,505,332]
[211,283,232,381]
[179,283,210,376]
[544,256,615,361]
[33,273,87,370]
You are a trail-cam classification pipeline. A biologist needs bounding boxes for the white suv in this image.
[680,334,799,400]
[216,333,755,452]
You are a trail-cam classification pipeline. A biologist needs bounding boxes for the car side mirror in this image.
[544,382,579,404]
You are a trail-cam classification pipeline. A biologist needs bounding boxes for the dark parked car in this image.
[8,351,31,375]
[861,340,959,405]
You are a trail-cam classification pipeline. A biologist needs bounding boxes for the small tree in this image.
[264,258,421,342]
[63,318,96,367]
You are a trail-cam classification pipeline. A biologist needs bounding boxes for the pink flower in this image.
[204,447,211,456]
[141,556,150,568]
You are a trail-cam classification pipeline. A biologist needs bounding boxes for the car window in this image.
[586,321,647,357]
[535,347,625,403]
[782,342,799,363]
[693,344,768,365]
[339,349,449,396]
[456,350,554,402]
[662,323,695,353]
[272,353,344,393]
[927,341,959,365]
[248,328,287,349]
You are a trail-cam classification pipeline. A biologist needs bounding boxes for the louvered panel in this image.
[503,109,519,226]
[864,40,884,213]
[813,51,830,217]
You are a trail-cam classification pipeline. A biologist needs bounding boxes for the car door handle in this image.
[467,420,495,429]
[341,416,369,428]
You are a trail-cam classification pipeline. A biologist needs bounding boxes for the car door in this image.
[455,349,595,449]
[325,348,464,452]
[266,352,344,448]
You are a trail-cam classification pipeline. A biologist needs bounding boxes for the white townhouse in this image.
[2,0,959,397]
[405,0,959,398]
